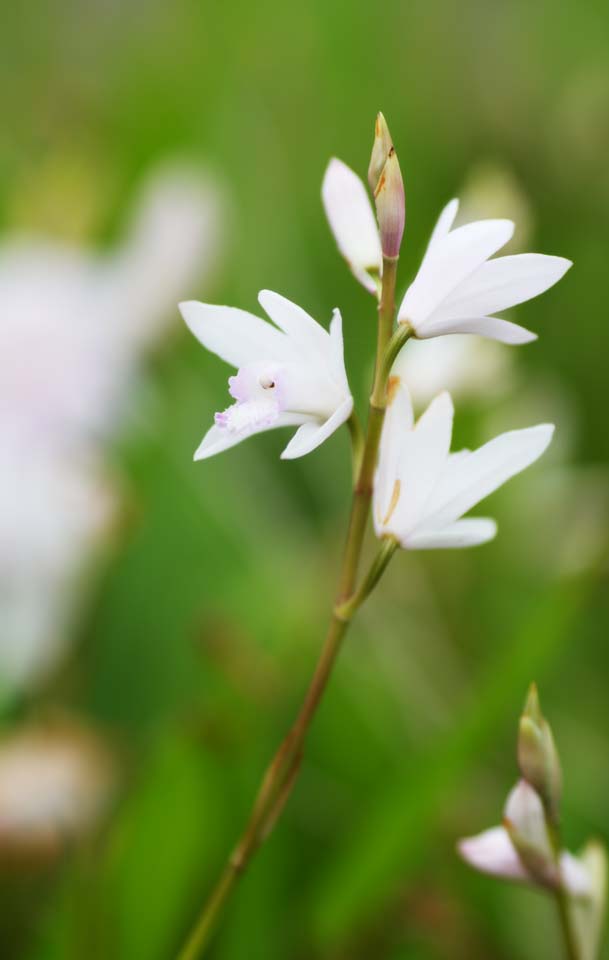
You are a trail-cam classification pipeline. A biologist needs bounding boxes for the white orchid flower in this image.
[397,198,571,342]
[458,780,591,897]
[321,158,382,295]
[373,378,553,549]
[180,290,353,461]
[0,162,223,692]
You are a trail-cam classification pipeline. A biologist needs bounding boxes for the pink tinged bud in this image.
[503,779,557,888]
[368,113,405,259]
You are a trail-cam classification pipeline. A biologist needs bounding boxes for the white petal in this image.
[194,413,310,460]
[399,219,514,330]
[427,198,459,252]
[321,158,382,294]
[419,315,537,344]
[458,826,529,882]
[280,396,353,460]
[373,378,414,534]
[180,300,291,369]
[561,852,592,898]
[406,517,497,550]
[389,392,454,539]
[438,254,572,319]
[420,424,554,529]
[504,780,553,858]
[328,308,350,394]
[258,290,330,362]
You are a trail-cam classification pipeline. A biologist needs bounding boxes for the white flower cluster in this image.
[1,163,224,691]
[183,135,569,548]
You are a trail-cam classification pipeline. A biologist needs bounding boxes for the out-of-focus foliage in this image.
[1,1,608,958]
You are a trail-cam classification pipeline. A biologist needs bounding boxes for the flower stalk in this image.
[176,250,401,960]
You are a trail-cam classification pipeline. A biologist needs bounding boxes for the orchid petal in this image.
[373,377,413,534]
[390,391,454,538]
[458,826,529,882]
[258,290,330,361]
[194,412,311,461]
[419,315,537,344]
[437,253,572,320]
[399,219,514,329]
[322,158,382,294]
[280,396,353,460]
[407,517,497,549]
[421,424,554,530]
[426,198,460,253]
[180,301,292,368]
[561,852,592,898]
[504,780,553,858]
[329,308,350,394]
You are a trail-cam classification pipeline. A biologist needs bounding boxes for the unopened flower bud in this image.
[368,113,405,259]
[518,683,562,825]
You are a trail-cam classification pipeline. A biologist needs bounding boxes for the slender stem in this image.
[335,537,398,621]
[547,822,581,960]
[380,321,413,384]
[555,889,580,960]
[346,411,365,481]
[176,255,400,960]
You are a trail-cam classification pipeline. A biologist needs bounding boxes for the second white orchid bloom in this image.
[458,780,590,896]
[374,379,553,549]
[397,198,571,342]
[180,290,353,461]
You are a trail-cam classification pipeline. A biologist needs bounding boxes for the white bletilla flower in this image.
[458,780,590,896]
[180,290,353,460]
[0,162,224,692]
[322,158,382,295]
[397,198,571,342]
[374,379,553,549]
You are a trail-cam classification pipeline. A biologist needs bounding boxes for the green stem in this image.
[555,889,580,960]
[548,818,581,960]
[335,537,398,621]
[175,255,400,960]
[379,321,413,385]
[346,411,365,481]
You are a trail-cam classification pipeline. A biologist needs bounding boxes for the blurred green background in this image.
[2,0,609,957]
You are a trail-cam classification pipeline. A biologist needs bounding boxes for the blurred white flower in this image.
[0,163,224,448]
[0,443,114,690]
[373,379,553,549]
[0,162,224,692]
[0,722,114,858]
[394,334,513,410]
[181,290,353,460]
[458,780,590,896]
[457,162,534,252]
[397,199,571,342]
[322,158,382,294]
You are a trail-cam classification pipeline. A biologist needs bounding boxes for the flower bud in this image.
[518,683,562,825]
[503,779,557,889]
[368,113,405,259]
